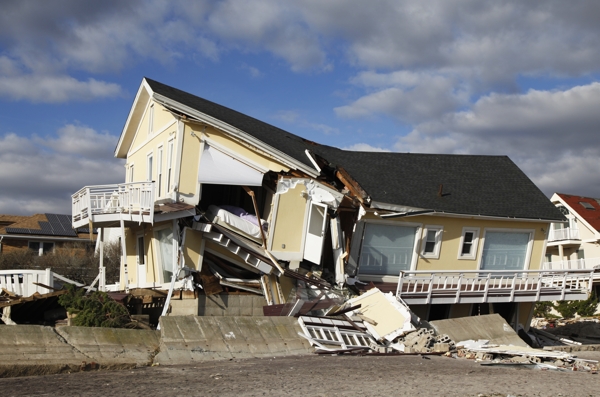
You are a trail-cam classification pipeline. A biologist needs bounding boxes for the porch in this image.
[395,269,594,305]
[547,227,580,244]
[359,269,595,305]
[72,182,155,228]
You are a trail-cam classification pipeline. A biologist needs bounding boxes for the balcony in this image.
[395,269,594,305]
[542,257,600,274]
[548,227,580,243]
[72,182,155,229]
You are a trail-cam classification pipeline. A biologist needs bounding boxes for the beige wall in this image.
[360,212,548,272]
[269,183,309,257]
[120,221,177,288]
[126,101,178,200]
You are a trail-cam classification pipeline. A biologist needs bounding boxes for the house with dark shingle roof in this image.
[72,78,592,328]
[0,213,95,255]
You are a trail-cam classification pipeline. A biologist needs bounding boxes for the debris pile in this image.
[297,287,599,372]
[455,339,598,372]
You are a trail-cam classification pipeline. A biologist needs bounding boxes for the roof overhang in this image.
[114,79,153,158]
[369,201,561,223]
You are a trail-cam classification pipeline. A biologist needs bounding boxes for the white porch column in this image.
[99,228,106,292]
[120,219,129,292]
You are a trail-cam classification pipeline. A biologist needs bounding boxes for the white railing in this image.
[72,182,155,227]
[396,269,595,305]
[0,268,84,297]
[548,228,580,242]
[542,257,600,271]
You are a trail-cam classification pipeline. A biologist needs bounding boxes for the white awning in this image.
[198,144,264,186]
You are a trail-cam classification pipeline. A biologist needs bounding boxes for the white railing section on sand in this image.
[396,269,595,305]
[542,257,600,271]
[548,227,580,242]
[72,182,155,227]
[0,268,84,297]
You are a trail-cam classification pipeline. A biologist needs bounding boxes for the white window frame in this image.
[146,151,154,182]
[166,138,174,192]
[457,227,480,260]
[420,225,443,259]
[355,219,422,283]
[477,228,535,271]
[128,163,135,183]
[148,103,154,136]
[28,241,54,256]
[157,145,164,197]
[153,223,176,284]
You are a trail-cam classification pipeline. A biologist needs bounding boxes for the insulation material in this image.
[344,288,416,342]
[276,178,343,208]
[198,144,264,186]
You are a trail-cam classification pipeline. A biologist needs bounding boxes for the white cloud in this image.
[343,143,391,152]
[0,127,124,215]
[0,74,122,103]
[393,83,600,197]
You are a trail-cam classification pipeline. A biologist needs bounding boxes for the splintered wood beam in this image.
[243,186,284,275]
[335,167,369,204]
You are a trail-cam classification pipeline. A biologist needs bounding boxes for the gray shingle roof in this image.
[144,78,564,221]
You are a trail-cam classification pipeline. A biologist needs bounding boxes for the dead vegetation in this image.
[0,241,121,285]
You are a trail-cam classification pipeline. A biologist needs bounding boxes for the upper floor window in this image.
[128,163,134,183]
[147,152,153,182]
[148,103,154,136]
[458,227,480,260]
[157,146,164,197]
[421,225,443,259]
[167,138,174,192]
[479,230,533,271]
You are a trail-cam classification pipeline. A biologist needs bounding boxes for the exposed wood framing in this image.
[335,167,369,204]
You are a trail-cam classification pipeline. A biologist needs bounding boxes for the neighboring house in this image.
[544,194,600,277]
[0,213,95,255]
[71,78,593,329]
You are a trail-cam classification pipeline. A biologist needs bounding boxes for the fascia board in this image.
[115,79,153,158]
[370,201,559,223]
[152,93,319,178]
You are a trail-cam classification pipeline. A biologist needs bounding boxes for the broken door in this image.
[303,201,328,264]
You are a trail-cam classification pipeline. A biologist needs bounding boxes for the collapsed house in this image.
[71,78,595,328]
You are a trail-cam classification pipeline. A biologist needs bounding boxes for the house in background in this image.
[71,78,594,329]
[0,213,95,256]
[544,193,600,276]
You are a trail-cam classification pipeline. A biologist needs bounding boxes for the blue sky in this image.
[2,0,600,215]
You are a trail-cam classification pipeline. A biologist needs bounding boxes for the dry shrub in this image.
[0,241,121,286]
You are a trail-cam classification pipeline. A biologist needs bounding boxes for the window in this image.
[148,103,154,136]
[580,201,594,210]
[458,228,480,260]
[421,225,442,258]
[480,230,533,271]
[147,152,153,182]
[157,146,163,197]
[28,241,54,256]
[155,227,174,283]
[128,163,134,183]
[137,235,145,266]
[166,138,174,192]
[358,222,418,276]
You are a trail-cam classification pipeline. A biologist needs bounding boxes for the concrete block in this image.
[433,343,450,353]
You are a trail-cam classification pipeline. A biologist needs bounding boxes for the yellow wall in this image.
[270,183,308,254]
[360,212,548,272]
[202,127,290,173]
[126,101,178,200]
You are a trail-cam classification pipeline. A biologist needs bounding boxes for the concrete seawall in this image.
[0,316,311,377]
